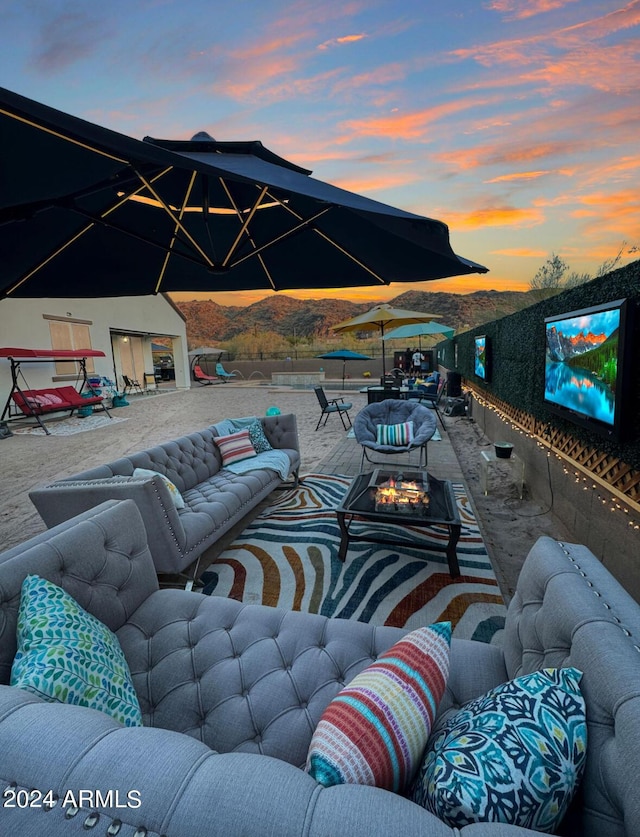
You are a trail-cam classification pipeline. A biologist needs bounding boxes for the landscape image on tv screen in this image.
[474,336,487,379]
[544,301,624,428]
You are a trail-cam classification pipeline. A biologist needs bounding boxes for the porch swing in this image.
[0,347,112,434]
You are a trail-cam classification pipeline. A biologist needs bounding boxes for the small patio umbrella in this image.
[383,320,455,350]
[316,349,372,388]
[187,347,224,374]
[332,305,442,375]
[187,347,222,357]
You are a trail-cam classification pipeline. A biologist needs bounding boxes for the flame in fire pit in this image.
[375,476,429,513]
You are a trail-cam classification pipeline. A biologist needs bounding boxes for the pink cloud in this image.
[450,1,640,78]
[485,0,580,22]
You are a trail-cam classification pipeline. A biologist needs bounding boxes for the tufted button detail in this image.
[83,811,100,828]
[65,806,79,819]
[107,822,122,835]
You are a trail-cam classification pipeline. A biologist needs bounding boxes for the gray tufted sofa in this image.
[1,498,640,836]
[28,413,300,586]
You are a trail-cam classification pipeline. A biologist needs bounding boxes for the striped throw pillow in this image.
[376,420,414,446]
[215,428,257,466]
[306,622,451,793]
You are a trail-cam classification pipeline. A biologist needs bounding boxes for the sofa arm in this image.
[262,412,300,452]
[0,688,537,836]
[30,476,189,568]
[0,500,158,685]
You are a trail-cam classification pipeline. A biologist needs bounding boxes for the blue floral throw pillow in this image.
[247,420,273,454]
[411,668,586,834]
[10,575,142,727]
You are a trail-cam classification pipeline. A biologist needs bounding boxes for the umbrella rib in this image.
[229,207,333,267]
[4,167,175,297]
[264,191,386,285]
[5,224,96,296]
[154,169,198,294]
[4,168,216,297]
[218,179,275,289]
[133,168,214,267]
[221,185,268,267]
[1,107,130,166]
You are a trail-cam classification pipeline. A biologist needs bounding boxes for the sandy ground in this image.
[0,383,368,552]
[442,411,573,599]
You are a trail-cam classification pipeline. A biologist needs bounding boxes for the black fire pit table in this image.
[335,469,461,577]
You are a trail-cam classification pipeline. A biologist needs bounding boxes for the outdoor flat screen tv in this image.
[474,335,489,381]
[544,297,631,439]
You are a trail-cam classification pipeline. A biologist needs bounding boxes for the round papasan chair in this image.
[353,399,437,469]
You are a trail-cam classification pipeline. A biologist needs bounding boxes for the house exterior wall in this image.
[0,296,189,401]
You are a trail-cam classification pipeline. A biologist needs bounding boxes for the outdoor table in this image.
[335,469,461,577]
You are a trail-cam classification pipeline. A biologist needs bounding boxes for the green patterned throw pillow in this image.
[10,575,142,727]
[410,667,586,833]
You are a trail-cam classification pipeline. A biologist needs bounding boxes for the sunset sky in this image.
[2,0,638,306]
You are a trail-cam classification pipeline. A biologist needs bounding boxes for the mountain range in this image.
[546,326,612,362]
[173,288,533,346]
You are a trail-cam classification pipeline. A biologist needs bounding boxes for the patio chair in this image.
[122,374,144,395]
[193,364,219,385]
[215,362,236,382]
[353,399,437,469]
[408,377,447,430]
[314,386,352,431]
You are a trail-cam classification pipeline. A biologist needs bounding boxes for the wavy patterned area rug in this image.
[201,473,506,644]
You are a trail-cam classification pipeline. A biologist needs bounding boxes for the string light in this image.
[468,387,640,530]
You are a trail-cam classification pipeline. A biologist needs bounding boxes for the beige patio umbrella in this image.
[333,304,442,374]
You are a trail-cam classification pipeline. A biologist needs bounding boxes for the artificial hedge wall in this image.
[437,259,640,469]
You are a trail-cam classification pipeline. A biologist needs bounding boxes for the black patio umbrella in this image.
[316,349,372,387]
[0,87,488,299]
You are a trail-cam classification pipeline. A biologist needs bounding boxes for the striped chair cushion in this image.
[306,622,451,793]
[214,429,257,466]
[376,420,414,446]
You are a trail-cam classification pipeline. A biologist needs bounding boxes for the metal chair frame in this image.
[314,386,352,431]
[409,378,447,430]
[122,374,144,395]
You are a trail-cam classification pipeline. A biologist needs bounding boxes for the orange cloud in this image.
[436,139,586,171]
[341,95,503,141]
[317,33,366,50]
[331,172,421,193]
[490,248,549,257]
[519,42,640,94]
[443,205,546,229]
[484,170,553,183]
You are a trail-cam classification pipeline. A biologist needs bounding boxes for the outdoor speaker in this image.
[447,371,462,397]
